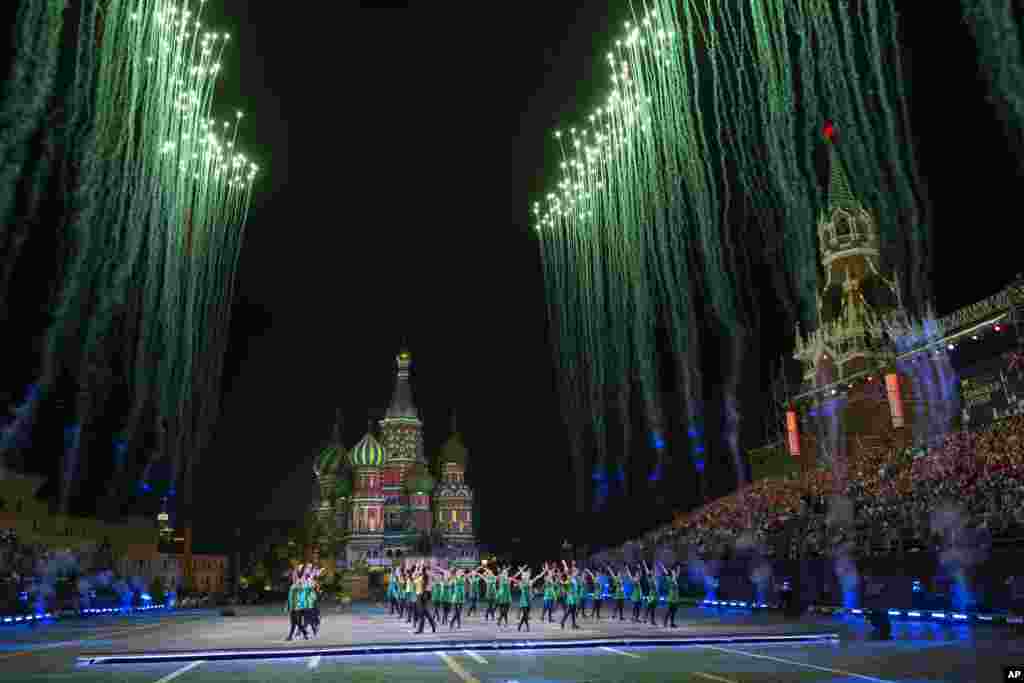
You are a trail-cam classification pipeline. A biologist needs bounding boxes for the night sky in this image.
[7,3,1022,557]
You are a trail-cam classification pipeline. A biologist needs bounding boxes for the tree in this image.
[241,559,268,591]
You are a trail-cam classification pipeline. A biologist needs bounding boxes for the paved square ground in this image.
[0,605,1014,682]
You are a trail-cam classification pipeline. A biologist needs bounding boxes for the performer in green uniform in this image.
[560,561,580,630]
[308,566,323,637]
[285,565,310,641]
[608,566,626,620]
[554,571,566,619]
[414,562,437,634]
[432,569,446,624]
[405,571,416,624]
[449,569,466,630]
[466,570,481,617]
[442,570,455,625]
[300,568,315,635]
[584,568,604,620]
[643,561,659,625]
[495,567,518,627]
[388,567,399,615]
[484,569,498,621]
[661,562,681,628]
[577,570,589,619]
[515,568,545,632]
[627,565,644,622]
[541,563,557,623]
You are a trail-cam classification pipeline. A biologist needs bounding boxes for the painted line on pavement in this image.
[308,654,321,670]
[693,671,739,683]
[601,646,644,659]
[700,645,896,683]
[153,660,204,683]
[463,649,488,664]
[438,652,481,683]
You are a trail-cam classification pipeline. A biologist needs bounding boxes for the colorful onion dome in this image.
[348,431,385,468]
[440,431,468,467]
[404,464,436,494]
[315,442,347,476]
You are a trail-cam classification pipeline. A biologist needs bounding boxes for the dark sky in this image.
[8,2,1017,556]
[190,3,642,553]
[183,1,1023,555]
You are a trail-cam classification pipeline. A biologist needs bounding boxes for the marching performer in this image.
[285,565,309,641]
[514,567,545,632]
[661,562,681,628]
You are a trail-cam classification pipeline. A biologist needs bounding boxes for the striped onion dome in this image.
[315,442,347,477]
[348,431,386,468]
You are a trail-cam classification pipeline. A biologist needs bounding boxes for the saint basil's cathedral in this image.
[310,350,477,571]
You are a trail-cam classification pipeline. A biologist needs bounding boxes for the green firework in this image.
[534,0,932,512]
[0,1,258,513]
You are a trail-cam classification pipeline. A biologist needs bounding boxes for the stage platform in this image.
[76,604,837,665]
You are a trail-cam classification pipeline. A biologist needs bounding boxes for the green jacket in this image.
[450,579,465,604]
[288,584,309,611]
[667,577,681,605]
[496,577,512,604]
[519,581,533,608]
[565,578,579,606]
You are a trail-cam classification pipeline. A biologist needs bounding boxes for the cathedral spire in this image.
[385,348,418,420]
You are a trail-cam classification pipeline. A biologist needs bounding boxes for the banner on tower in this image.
[958,352,1024,429]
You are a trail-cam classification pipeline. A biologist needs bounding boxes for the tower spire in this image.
[822,120,860,212]
[451,410,457,434]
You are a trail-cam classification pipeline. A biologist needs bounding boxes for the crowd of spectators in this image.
[0,529,129,614]
[622,415,1024,563]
